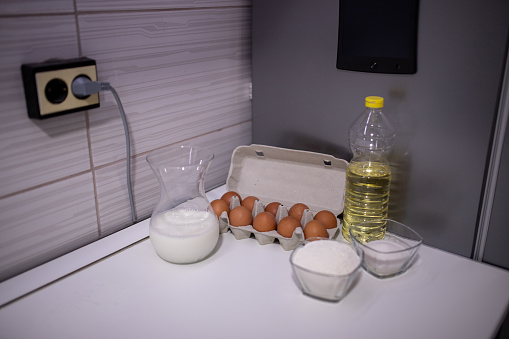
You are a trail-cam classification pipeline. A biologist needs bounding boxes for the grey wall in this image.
[252,0,509,258]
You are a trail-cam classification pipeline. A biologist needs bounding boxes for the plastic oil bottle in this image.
[342,96,396,243]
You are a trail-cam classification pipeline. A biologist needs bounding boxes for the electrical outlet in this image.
[21,57,100,119]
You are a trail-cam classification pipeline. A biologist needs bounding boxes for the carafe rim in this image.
[146,145,214,169]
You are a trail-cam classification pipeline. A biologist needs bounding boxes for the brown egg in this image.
[241,196,259,212]
[304,220,329,239]
[211,199,230,219]
[277,216,302,238]
[265,202,282,216]
[221,191,242,206]
[313,210,338,229]
[253,212,277,232]
[289,203,309,221]
[229,206,253,226]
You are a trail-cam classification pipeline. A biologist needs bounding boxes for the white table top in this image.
[1,185,509,339]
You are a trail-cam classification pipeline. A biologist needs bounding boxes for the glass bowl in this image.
[289,238,363,302]
[349,219,423,279]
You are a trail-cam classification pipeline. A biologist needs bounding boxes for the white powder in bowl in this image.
[293,240,360,275]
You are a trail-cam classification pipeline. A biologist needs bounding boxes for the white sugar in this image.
[363,239,409,275]
[293,240,360,275]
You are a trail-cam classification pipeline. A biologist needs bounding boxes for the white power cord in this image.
[72,76,137,225]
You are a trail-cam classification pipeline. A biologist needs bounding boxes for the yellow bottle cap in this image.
[365,96,384,108]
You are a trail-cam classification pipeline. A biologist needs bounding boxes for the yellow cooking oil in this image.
[342,160,391,243]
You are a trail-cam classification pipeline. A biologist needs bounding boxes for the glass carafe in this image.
[146,145,219,264]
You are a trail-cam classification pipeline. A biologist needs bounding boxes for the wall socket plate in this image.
[21,57,100,119]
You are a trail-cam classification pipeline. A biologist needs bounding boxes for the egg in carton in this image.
[218,195,340,251]
[221,144,348,250]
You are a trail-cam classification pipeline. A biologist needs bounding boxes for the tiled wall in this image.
[0,0,252,282]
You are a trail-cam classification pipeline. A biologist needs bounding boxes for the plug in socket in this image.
[22,57,100,119]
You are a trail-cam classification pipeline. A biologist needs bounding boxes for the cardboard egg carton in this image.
[219,144,348,251]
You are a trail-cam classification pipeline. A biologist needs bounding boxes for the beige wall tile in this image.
[95,121,251,235]
[0,3,252,281]
[0,16,90,197]
[76,0,250,11]
[79,8,251,166]
[0,0,74,15]
[0,174,98,282]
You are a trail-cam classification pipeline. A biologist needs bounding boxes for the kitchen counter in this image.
[1,185,508,339]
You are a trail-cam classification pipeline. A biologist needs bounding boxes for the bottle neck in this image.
[351,149,390,164]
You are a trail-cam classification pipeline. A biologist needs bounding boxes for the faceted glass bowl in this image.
[290,238,363,302]
[349,219,423,279]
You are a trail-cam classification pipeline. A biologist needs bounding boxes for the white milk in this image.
[149,209,219,264]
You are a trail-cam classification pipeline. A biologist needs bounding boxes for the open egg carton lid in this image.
[221,144,349,250]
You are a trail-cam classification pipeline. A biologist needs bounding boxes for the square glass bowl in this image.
[349,219,423,279]
[290,238,363,302]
